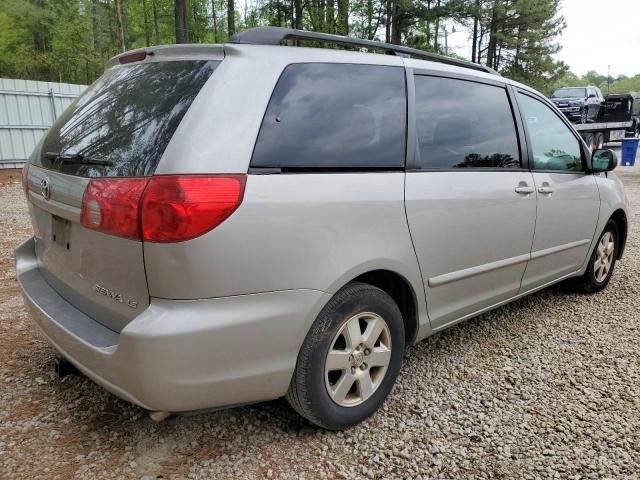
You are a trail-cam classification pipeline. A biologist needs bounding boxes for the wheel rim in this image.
[594,231,615,283]
[324,312,392,407]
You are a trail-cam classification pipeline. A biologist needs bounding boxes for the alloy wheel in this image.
[594,231,615,283]
[324,312,392,407]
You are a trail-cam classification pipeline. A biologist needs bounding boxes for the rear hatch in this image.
[24,54,220,332]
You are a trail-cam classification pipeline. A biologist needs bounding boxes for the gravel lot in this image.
[1,158,639,480]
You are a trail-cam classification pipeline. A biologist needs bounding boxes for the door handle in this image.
[538,186,554,194]
[515,185,535,194]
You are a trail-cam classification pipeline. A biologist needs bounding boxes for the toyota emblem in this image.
[40,177,51,200]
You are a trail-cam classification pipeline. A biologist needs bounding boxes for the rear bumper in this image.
[15,237,330,412]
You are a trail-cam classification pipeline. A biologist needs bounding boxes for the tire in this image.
[286,282,405,430]
[571,220,619,294]
[595,132,604,149]
[584,132,595,149]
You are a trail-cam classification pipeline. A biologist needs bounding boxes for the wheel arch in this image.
[350,269,420,345]
[610,208,628,259]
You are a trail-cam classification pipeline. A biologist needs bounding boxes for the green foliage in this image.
[0,0,634,96]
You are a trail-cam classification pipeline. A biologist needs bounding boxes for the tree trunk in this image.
[486,3,497,69]
[152,0,160,44]
[471,0,479,63]
[114,0,126,52]
[142,0,151,46]
[294,0,303,29]
[175,0,189,43]
[390,0,401,44]
[91,0,102,54]
[276,0,282,26]
[211,0,218,41]
[337,0,348,35]
[227,0,235,37]
[433,0,440,49]
[385,0,391,43]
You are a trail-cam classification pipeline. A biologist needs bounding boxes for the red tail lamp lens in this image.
[141,175,246,242]
[80,178,149,240]
[81,175,246,242]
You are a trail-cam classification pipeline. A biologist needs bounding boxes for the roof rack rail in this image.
[230,27,499,76]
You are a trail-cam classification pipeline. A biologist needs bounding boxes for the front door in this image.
[515,91,600,291]
[404,73,536,328]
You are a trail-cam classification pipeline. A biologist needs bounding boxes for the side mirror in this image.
[591,148,618,172]
[588,93,596,98]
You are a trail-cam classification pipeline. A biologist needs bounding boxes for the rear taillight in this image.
[141,175,246,242]
[21,163,29,196]
[80,178,149,240]
[80,175,246,242]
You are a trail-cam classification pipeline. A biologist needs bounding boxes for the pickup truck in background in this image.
[549,86,639,147]
[549,86,604,124]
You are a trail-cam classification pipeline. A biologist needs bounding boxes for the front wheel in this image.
[572,221,619,293]
[286,282,405,430]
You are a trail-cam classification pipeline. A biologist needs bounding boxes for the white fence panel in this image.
[0,78,87,168]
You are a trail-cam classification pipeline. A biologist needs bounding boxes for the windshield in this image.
[34,60,219,177]
[552,88,586,98]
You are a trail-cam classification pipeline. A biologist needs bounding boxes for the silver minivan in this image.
[15,28,629,430]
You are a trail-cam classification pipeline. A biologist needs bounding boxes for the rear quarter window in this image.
[413,75,520,169]
[35,60,219,177]
[251,63,406,170]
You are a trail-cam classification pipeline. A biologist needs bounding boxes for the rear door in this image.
[25,58,219,332]
[404,72,536,328]
[515,90,599,291]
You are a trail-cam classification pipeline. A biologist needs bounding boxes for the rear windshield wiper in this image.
[44,151,113,166]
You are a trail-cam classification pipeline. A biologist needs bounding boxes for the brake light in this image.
[21,163,29,196]
[80,175,246,242]
[80,178,149,240]
[119,51,147,64]
[141,175,246,242]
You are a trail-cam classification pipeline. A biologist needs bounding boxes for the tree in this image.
[175,0,189,43]
[227,0,235,37]
[114,0,126,51]
[0,0,619,94]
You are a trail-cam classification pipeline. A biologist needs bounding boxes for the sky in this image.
[554,0,640,77]
[445,0,640,78]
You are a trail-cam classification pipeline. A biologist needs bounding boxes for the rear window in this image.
[251,63,406,170]
[552,88,586,98]
[34,60,219,177]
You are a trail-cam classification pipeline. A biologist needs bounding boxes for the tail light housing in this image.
[81,175,246,242]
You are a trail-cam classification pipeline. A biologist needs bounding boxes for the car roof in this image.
[107,40,508,89]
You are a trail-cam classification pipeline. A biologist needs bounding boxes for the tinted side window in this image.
[251,63,406,169]
[517,93,583,172]
[414,76,520,169]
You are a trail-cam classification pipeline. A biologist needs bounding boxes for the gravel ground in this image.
[0,159,639,480]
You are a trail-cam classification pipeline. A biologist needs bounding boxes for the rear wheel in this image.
[571,221,618,293]
[286,282,405,430]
